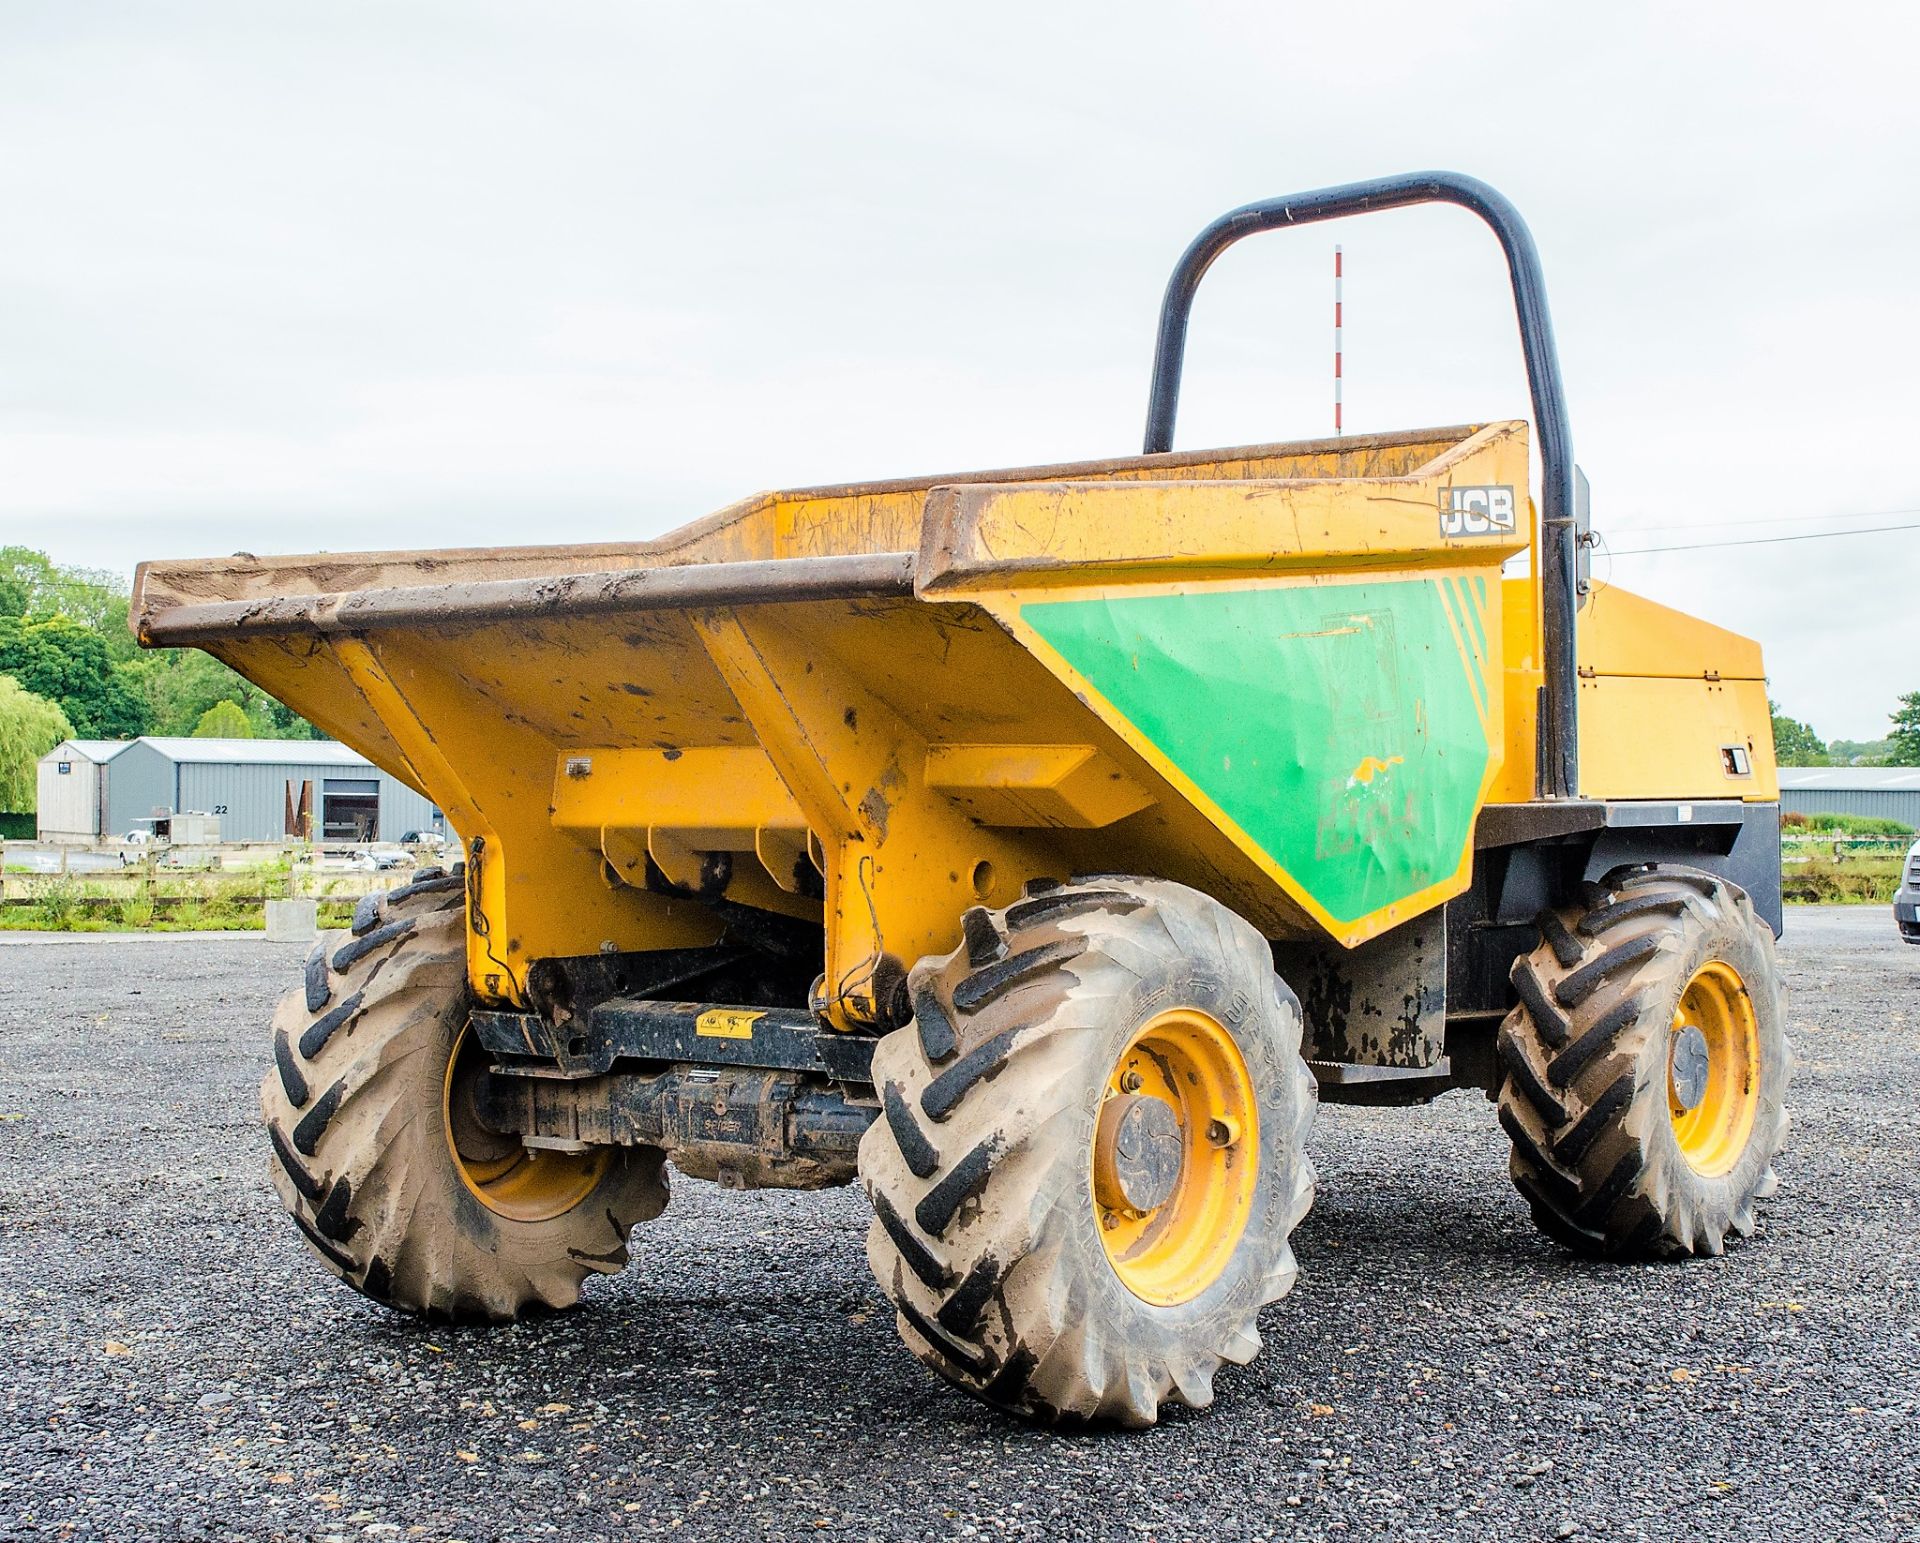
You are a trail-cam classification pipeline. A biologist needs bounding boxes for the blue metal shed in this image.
[98,738,443,844]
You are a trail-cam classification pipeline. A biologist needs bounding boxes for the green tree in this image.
[0,614,149,738]
[1889,692,1920,766]
[1768,700,1828,767]
[1827,736,1892,767]
[0,546,136,660]
[0,549,323,740]
[131,649,322,739]
[192,699,255,739]
[0,674,74,813]
[258,696,324,739]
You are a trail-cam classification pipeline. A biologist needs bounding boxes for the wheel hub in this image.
[1094,1093,1183,1216]
[1667,1022,1711,1112]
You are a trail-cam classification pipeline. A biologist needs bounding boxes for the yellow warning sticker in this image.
[695,1009,763,1040]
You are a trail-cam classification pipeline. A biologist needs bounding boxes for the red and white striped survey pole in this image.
[1333,244,1343,435]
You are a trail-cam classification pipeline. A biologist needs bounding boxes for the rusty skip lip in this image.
[136,551,920,646]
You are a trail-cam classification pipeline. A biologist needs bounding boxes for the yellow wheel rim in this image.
[1666,960,1760,1177]
[443,1023,609,1222]
[1092,1008,1259,1306]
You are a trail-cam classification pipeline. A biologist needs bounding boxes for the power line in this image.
[1604,521,1920,557]
[1609,503,1920,535]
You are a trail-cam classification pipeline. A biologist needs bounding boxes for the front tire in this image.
[859,876,1316,1427]
[1497,865,1790,1258]
[260,867,668,1320]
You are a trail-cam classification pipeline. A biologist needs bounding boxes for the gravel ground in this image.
[0,908,1914,1542]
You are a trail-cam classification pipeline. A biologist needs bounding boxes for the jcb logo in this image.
[1439,485,1517,538]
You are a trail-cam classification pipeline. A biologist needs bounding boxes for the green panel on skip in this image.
[1022,578,1491,927]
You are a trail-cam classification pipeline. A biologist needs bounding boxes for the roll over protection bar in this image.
[1141,171,1580,801]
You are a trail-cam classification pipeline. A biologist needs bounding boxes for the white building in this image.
[34,739,135,842]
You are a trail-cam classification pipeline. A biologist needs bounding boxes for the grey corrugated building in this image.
[38,737,444,844]
[1778,767,1920,830]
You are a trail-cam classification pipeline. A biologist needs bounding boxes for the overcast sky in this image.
[2,2,1915,739]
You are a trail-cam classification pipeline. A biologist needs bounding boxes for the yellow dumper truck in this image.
[134,173,1789,1426]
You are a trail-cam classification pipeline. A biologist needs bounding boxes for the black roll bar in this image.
[1141,171,1579,801]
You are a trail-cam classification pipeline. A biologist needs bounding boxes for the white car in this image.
[349,847,413,872]
[1896,838,1920,946]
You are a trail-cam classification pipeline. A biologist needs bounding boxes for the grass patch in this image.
[1782,852,1903,904]
[0,907,266,932]
[29,875,83,929]
[118,890,157,928]
[0,871,274,931]
[0,849,405,933]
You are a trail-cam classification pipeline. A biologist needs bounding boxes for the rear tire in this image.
[859,876,1316,1427]
[1496,865,1790,1259]
[260,867,668,1320]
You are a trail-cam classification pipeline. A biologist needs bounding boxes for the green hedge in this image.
[1781,811,1914,837]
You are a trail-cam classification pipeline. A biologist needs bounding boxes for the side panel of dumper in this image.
[1003,574,1499,933]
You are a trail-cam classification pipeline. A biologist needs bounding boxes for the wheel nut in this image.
[1120,1069,1143,1093]
[1206,1117,1238,1148]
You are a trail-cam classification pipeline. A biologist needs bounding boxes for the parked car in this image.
[398,829,449,854]
[349,846,413,872]
[1896,839,1920,945]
